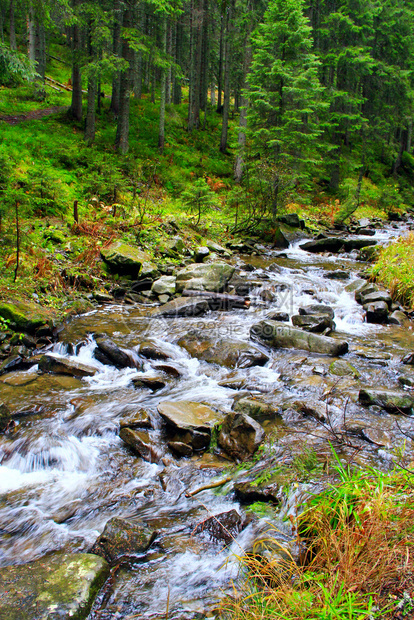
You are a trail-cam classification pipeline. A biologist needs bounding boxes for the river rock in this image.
[300,237,344,253]
[291,314,335,333]
[195,246,210,262]
[388,310,409,326]
[342,238,377,251]
[358,389,414,414]
[95,337,138,369]
[150,297,209,318]
[177,332,269,368]
[298,304,335,318]
[138,340,171,360]
[289,399,328,422]
[355,282,379,304]
[162,236,186,256]
[193,509,244,544]
[266,311,289,322]
[91,517,157,563]
[329,359,360,378]
[402,352,414,365]
[276,213,303,228]
[250,321,348,356]
[218,411,265,461]
[398,373,414,388]
[364,301,389,324]
[233,398,280,422]
[0,553,109,620]
[234,480,281,504]
[359,290,392,307]
[206,240,229,254]
[175,262,235,293]
[344,278,367,293]
[0,355,26,375]
[119,408,152,429]
[132,376,167,391]
[0,401,12,431]
[157,401,221,434]
[151,276,176,296]
[101,242,150,277]
[38,354,97,378]
[0,300,55,334]
[140,261,159,279]
[119,428,161,462]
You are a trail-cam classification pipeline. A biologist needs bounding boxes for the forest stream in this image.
[1,219,414,619]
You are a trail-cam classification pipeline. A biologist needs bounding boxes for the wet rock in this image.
[132,376,167,391]
[342,238,377,251]
[345,421,391,447]
[157,401,221,434]
[195,246,210,262]
[344,278,367,293]
[100,242,150,277]
[206,240,229,255]
[329,359,360,378]
[193,509,244,544]
[271,226,290,249]
[251,321,348,357]
[0,300,55,334]
[355,349,391,365]
[359,245,381,262]
[38,354,97,378]
[162,236,186,257]
[0,355,25,375]
[388,310,409,326]
[140,261,159,279]
[324,270,349,280]
[119,428,161,462]
[234,480,281,504]
[0,553,109,620]
[300,237,344,253]
[218,411,265,461]
[119,408,152,429]
[151,276,176,296]
[291,314,335,333]
[398,373,414,388]
[276,213,303,228]
[218,375,247,389]
[298,304,334,318]
[233,398,280,422]
[364,301,389,324]
[358,389,414,414]
[402,352,414,365]
[0,371,38,387]
[360,290,392,307]
[150,297,209,318]
[152,363,182,378]
[0,401,12,431]
[95,337,139,369]
[168,441,193,457]
[175,262,235,293]
[355,282,379,304]
[178,332,269,369]
[266,311,289,322]
[289,399,329,423]
[138,340,171,361]
[91,517,157,563]
[93,291,114,303]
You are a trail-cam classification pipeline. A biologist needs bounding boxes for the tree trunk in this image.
[187,0,203,131]
[85,76,97,144]
[69,2,83,122]
[234,44,251,182]
[110,0,123,116]
[9,1,16,50]
[27,7,36,64]
[219,0,234,153]
[217,12,224,111]
[115,5,133,154]
[166,20,173,104]
[158,15,167,153]
[35,19,46,81]
[173,21,182,104]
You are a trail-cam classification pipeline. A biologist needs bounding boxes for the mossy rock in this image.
[0,301,55,334]
[329,359,360,378]
[0,553,109,620]
[100,242,151,277]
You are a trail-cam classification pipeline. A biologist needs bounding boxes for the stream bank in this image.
[0,216,414,619]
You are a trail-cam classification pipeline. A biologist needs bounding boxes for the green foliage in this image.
[0,42,37,86]
[181,178,221,226]
[369,233,414,309]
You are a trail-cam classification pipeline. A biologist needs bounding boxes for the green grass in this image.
[369,233,414,308]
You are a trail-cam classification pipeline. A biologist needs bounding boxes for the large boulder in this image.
[157,401,221,434]
[0,553,109,620]
[218,411,265,461]
[91,517,157,563]
[0,300,54,334]
[291,314,335,333]
[250,320,348,357]
[175,262,235,293]
[101,242,150,277]
[177,332,269,368]
[38,354,97,378]
[358,389,414,414]
[150,297,209,318]
[300,237,344,253]
[94,336,138,369]
[364,301,389,324]
[151,276,176,296]
[342,238,377,252]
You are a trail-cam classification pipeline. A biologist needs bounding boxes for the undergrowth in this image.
[221,454,414,619]
[369,233,414,309]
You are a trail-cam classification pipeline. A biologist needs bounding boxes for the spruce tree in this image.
[246,0,324,218]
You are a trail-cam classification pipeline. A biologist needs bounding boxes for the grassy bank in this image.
[370,233,414,310]
[221,457,414,619]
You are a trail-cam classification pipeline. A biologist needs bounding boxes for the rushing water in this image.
[0,221,413,618]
